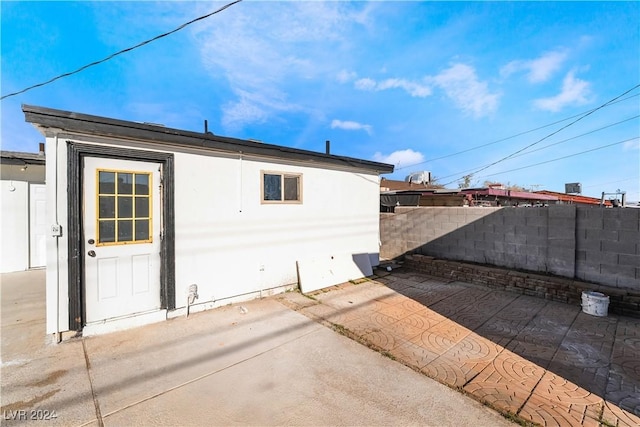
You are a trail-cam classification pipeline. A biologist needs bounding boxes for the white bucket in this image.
[581,291,609,317]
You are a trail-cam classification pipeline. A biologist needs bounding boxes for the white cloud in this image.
[355,78,377,91]
[221,89,302,130]
[373,149,425,168]
[379,78,432,97]
[353,63,497,116]
[222,99,268,129]
[429,64,500,117]
[337,69,357,83]
[528,51,568,83]
[533,70,592,112]
[354,77,432,98]
[331,119,372,134]
[191,2,371,130]
[501,50,568,83]
[623,138,640,151]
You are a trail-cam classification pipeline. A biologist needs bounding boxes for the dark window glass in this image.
[264,174,281,201]
[118,196,133,218]
[135,174,149,195]
[99,220,116,243]
[97,171,152,244]
[284,176,299,201]
[135,196,149,217]
[118,220,133,242]
[99,172,116,194]
[118,173,133,195]
[135,219,150,241]
[99,196,116,218]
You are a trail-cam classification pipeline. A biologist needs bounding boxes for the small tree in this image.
[482,181,525,190]
[458,174,473,189]
[506,182,525,191]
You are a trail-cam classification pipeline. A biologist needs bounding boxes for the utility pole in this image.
[600,189,626,207]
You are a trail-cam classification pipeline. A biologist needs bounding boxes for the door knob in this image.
[88,250,96,257]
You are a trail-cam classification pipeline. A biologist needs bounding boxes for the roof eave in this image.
[22,104,394,174]
[0,150,46,165]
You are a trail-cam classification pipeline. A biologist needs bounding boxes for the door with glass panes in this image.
[83,157,161,323]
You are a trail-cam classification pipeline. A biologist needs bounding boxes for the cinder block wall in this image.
[380,206,640,290]
[404,254,640,318]
[576,208,640,288]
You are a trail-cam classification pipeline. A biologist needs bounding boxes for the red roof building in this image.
[535,190,612,207]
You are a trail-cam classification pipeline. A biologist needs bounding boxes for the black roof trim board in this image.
[0,150,46,165]
[22,105,394,174]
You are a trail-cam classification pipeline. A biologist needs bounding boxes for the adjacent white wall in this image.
[29,184,47,268]
[0,162,46,273]
[1,180,29,272]
[0,177,46,272]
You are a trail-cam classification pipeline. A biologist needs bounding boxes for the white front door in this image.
[29,183,47,268]
[83,157,162,323]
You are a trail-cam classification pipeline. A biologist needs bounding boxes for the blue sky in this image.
[2,1,639,201]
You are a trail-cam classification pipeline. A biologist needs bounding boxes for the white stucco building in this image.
[1,149,47,273]
[23,105,393,339]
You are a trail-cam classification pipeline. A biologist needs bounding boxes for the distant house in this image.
[379,177,620,210]
[23,105,393,338]
[459,186,558,207]
[0,149,46,272]
[535,190,613,207]
[380,179,560,209]
[380,177,438,192]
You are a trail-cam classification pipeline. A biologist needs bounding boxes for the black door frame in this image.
[67,142,175,331]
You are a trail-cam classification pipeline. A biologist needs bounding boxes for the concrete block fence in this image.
[380,206,640,291]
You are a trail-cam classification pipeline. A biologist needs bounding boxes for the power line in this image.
[434,133,639,183]
[583,176,639,189]
[396,92,640,172]
[1,0,243,100]
[442,84,640,186]
[475,137,638,180]
[431,115,639,182]
[490,114,639,160]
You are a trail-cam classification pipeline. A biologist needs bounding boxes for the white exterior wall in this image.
[45,137,69,334]
[0,163,46,273]
[29,184,47,268]
[173,153,381,308]
[43,135,382,335]
[1,180,29,272]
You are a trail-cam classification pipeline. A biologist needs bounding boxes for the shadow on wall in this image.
[380,206,640,291]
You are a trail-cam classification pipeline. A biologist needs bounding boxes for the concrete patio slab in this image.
[1,270,513,426]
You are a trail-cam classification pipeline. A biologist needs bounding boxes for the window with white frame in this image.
[261,171,302,203]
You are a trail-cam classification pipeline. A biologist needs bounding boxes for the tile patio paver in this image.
[422,333,504,388]
[398,310,447,331]
[389,340,441,369]
[601,401,640,427]
[463,350,547,414]
[474,295,548,347]
[505,302,580,370]
[282,269,640,426]
[607,317,640,415]
[519,371,603,427]
[546,313,617,398]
